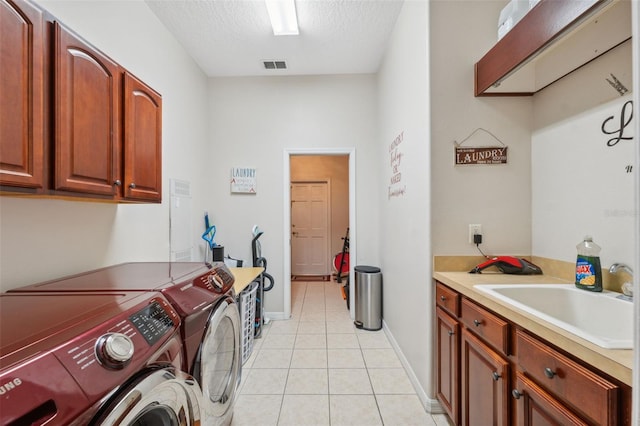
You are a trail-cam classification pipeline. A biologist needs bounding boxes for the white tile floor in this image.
[231,280,451,426]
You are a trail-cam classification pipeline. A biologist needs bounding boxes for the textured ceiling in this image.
[145,0,404,77]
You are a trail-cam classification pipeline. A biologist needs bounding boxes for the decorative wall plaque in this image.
[230,167,257,194]
[454,128,508,165]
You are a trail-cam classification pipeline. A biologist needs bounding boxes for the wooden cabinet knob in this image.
[113,180,121,186]
[440,295,446,301]
[447,330,455,337]
[544,368,556,379]
[512,389,522,399]
[473,319,482,327]
[492,371,501,381]
[129,182,136,189]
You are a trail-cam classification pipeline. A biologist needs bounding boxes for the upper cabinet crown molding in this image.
[474,0,632,97]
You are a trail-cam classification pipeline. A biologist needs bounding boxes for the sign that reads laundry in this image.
[230,167,257,194]
[455,146,508,165]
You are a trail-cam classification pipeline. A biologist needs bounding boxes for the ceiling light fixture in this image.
[265,0,299,36]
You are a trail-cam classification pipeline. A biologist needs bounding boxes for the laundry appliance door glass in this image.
[92,367,202,425]
[198,297,241,425]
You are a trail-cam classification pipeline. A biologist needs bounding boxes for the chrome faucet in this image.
[609,263,633,297]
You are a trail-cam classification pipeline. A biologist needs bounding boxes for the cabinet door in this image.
[461,328,510,426]
[436,307,460,425]
[54,22,120,196]
[123,71,161,202]
[1,0,45,189]
[513,372,587,426]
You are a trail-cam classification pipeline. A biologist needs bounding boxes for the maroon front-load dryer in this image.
[0,291,202,425]
[11,261,241,426]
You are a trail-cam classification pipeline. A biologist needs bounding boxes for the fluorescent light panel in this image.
[265,0,299,35]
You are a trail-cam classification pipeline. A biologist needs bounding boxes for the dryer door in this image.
[194,297,241,425]
[92,367,201,425]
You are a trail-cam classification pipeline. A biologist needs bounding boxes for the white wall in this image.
[206,75,379,314]
[0,1,211,290]
[430,1,533,257]
[532,41,635,271]
[376,0,432,408]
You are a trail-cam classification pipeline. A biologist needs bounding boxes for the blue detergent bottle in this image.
[575,235,602,292]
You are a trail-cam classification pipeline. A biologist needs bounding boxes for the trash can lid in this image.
[354,265,381,274]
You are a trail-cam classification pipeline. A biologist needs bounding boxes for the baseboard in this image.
[264,311,289,321]
[382,320,443,414]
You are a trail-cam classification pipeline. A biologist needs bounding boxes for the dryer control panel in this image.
[193,262,235,294]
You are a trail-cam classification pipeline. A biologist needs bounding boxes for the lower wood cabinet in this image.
[460,322,510,425]
[436,306,459,424]
[434,281,631,426]
[513,371,588,426]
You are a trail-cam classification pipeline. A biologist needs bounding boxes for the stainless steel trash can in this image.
[354,265,382,331]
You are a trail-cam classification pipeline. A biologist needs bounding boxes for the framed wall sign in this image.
[230,167,257,194]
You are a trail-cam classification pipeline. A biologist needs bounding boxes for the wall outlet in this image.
[468,224,482,244]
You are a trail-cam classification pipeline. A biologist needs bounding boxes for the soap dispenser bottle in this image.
[575,235,602,292]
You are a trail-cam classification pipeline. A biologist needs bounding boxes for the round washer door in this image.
[195,297,241,425]
[93,367,202,425]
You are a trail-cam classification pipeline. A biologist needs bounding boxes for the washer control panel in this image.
[129,300,176,346]
[54,294,180,400]
[95,333,134,369]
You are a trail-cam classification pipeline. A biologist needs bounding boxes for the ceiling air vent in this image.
[263,60,287,70]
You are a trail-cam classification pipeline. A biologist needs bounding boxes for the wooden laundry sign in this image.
[454,128,508,165]
[455,146,508,165]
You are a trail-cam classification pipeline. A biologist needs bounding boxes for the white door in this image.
[291,182,330,276]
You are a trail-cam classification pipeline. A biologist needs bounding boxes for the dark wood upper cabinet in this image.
[123,72,162,202]
[54,22,121,196]
[1,1,162,202]
[474,0,632,96]
[0,0,45,189]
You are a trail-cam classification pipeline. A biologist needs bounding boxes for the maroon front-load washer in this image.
[0,291,202,425]
[11,261,241,426]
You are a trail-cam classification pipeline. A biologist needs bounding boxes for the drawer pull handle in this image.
[129,182,136,189]
[492,372,501,381]
[447,330,455,337]
[114,180,122,186]
[440,295,446,301]
[544,368,556,379]
[473,319,482,327]
[512,389,522,400]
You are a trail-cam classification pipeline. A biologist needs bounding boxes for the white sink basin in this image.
[474,284,633,349]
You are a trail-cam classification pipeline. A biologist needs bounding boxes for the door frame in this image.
[290,180,332,277]
[283,147,356,319]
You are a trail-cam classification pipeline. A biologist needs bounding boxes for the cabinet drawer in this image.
[435,282,459,317]
[516,330,619,426]
[460,298,509,355]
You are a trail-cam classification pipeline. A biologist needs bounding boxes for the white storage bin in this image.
[239,281,258,364]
